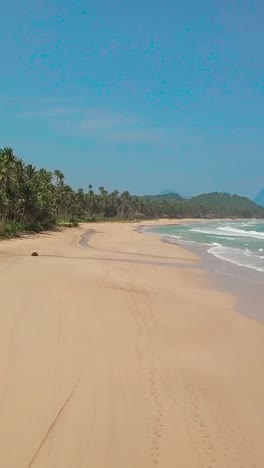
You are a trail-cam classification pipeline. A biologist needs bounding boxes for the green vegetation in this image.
[0,147,263,238]
[142,192,184,201]
[189,192,264,218]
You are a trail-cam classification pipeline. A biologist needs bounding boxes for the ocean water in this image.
[148,220,264,273]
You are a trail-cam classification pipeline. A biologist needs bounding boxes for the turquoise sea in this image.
[148,220,264,273]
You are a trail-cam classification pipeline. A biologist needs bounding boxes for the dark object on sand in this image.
[31,252,39,256]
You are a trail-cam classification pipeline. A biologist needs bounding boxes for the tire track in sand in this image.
[27,379,81,468]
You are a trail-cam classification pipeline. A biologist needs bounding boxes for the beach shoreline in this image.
[0,221,263,467]
[142,219,264,323]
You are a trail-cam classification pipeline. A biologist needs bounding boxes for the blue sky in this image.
[0,0,263,198]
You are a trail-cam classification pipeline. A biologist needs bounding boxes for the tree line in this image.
[0,147,263,237]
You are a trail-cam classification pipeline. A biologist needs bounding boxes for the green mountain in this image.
[189,192,264,218]
[139,192,264,219]
[143,192,184,201]
[159,189,179,195]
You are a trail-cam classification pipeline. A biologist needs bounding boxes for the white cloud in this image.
[1,96,166,144]
[61,108,164,143]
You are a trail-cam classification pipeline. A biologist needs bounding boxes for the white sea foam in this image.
[190,225,264,240]
[240,222,259,227]
[208,245,264,272]
[214,236,237,241]
[163,235,207,247]
[217,226,264,239]
[148,221,264,273]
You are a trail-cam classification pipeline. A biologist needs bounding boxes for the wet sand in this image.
[0,221,263,467]
[161,233,264,323]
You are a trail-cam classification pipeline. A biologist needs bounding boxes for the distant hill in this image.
[190,192,256,207]
[143,192,184,201]
[137,191,264,219]
[159,189,178,195]
[254,189,264,207]
[189,192,264,217]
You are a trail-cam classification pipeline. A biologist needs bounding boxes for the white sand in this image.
[0,221,263,467]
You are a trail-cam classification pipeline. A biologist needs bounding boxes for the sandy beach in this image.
[0,221,263,468]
